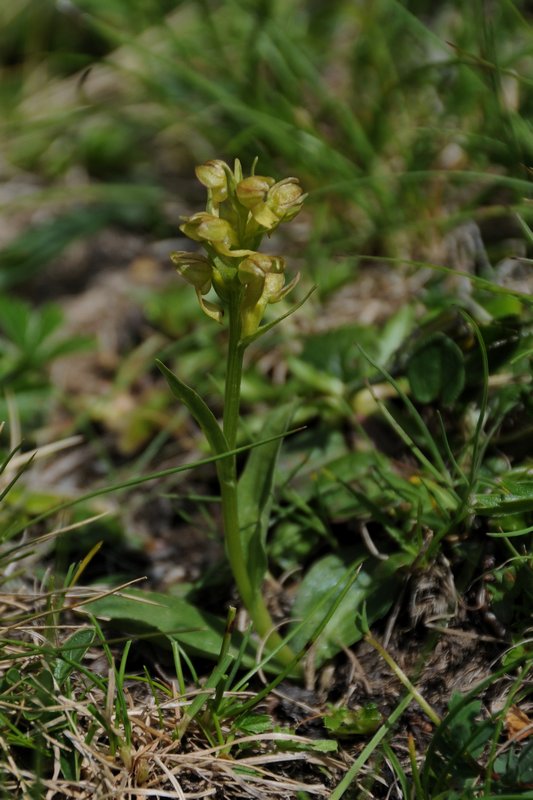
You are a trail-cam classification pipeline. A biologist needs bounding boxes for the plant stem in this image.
[222,291,244,451]
[219,289,297,670]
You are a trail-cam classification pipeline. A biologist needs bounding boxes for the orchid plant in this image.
[157,159,308,668]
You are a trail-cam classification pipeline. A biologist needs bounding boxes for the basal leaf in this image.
[517,740,533,784]
[290,549,406,665]
[81,588,255,664]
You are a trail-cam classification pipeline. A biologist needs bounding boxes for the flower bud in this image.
[179,212,246,257]
[238,254,298,336]
[171,251,212,293]
[195,160,229,204]
[240,176,306,230]
[236,176,275,209]
[238,253,283,307]
[267,178,306,222]
[180,212,233,244]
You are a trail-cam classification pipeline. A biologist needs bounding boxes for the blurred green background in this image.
[0,0,531,294]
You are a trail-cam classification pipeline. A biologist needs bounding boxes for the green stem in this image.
[219,289,297,670]
[222,291,244,451]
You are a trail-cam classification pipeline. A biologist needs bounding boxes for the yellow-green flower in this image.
[171,251,223,322]
[236,176,306,231]
[267,178,306,222]
[235,175,275,209]
[170,251,212,291]
[238,253,299,336]
[195,160,229,204]
[179,212,252,258]
[180,212,234,245]
[175,159,306,328]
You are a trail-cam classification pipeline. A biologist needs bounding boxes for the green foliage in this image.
[83,587,255,664]
[407,332,466,405]
[323,703,382,738]
[52,627,95,686]
[156,358,229,457]
[290,551,407,665]
[1,1,533,796]
[493,741,533,791]
[238,403,295,591]
[0,294,90,388]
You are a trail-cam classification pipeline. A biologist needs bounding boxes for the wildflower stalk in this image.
[166,158,307,670]
[222,290,244,449]
[220,290,296,668]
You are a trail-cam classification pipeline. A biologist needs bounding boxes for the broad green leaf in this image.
[407,332,465,405]
[482,294,523,319]
[81,588,255,665]
[290,550,406,665]
[235,713,273,735]
[517,740,533,784]
[238,403,294,588]
[287,356,345,396]
[298,322,389,384]
[156,359,228,458]
[53,627,95,686]
[445,696,493,759]
[269,520,322,571]
[324,703,382,738]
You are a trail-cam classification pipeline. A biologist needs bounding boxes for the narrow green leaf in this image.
[156,359,228,457]
[238,403,295,588]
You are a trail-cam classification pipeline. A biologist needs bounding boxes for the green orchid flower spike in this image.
[173,158,305,337]
[163,159,309,672]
